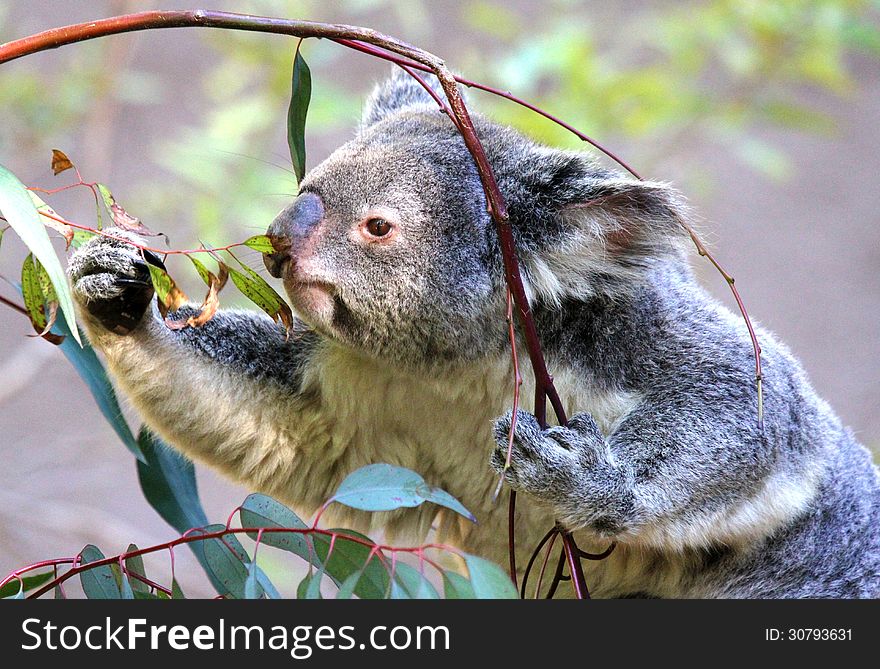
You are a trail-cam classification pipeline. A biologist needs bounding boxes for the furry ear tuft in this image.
[361,68,458,128]
[504,147,691,305]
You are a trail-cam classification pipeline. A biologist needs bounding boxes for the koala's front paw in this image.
[68,228,164,335]
[491,410,610,520]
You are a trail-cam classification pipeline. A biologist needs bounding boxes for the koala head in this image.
[265,69,689,366]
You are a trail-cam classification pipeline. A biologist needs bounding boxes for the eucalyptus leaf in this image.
[442,571,476,599]
[201,524,254,600]
[242,235,275,254]
[391,562,440,599]
[0,571,54,599]
[314,530,390,600]
[239,493,311,560]
[288,47,312,183]
[330,463,476,522]
[0,163,80,344]
[244,560,261,600]
[79,545,121,599]
[124,544,149,594]
[464,553,518,599]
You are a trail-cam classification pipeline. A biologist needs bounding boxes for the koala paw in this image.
[68,228,164,335]
[490,409,608,508]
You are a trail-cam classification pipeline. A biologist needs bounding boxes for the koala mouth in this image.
[284,276,337,327]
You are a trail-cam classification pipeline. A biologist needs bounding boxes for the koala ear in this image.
[361,67,458,128]
[508,148,690,304]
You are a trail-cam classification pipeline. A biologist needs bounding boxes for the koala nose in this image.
[264,192,325,278]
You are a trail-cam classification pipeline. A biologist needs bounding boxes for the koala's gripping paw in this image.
[490,410,607,505]
[68,228,164,335]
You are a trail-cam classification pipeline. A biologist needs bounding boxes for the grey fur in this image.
[67,70,879,598]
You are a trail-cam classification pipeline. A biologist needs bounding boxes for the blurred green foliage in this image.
[1,0,878,244]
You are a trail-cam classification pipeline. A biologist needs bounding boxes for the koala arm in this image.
[69,231,335,506]
[492,373,812,551]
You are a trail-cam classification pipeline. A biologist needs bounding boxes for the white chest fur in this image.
[296,344,643,590]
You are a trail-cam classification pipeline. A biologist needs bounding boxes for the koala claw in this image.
[490,409,605,500]
[68,229,163,335]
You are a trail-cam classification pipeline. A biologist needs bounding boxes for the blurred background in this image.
[0,0,878,596]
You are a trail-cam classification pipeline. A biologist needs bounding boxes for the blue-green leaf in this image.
[79,545,121,599]
[329,463,476,522]
[442,571,476,599]
[201,524,254,600]
[136,428,207,533]
[118,564,135,600]
[244,560,261,600]
[287,47,312,183]
[463,554,517,599]
[256,570,282,600]
[0,163,80,345]
[297,567,326,600]
[239,493,311,560]
[392,563,440,599]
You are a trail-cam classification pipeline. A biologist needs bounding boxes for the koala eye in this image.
[365,217,392,238]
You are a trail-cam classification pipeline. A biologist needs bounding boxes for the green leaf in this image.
[201,525,253,600]
[171,579,186,600]
[391,563,440,599]
[146,262,174,305]
[133,590,165,600]
[96,183,115,211]
[0,571,54,599]
[298,567,325,599]
[463,554,517,599]
[124,544,149,594]
[330,463,476,522]
[226,262,292,328]
[242,235,276,254]
[0,162,81,345]
[20,254,48,332]
[442,571,475,599]
[3,582,24,599]
[314,530,389,600]
[239,493,311,558]
[287,46,312,183]
[70,228,96,249]
[188,255,213,286]
[79,545,121,599]
[335,570,364,599]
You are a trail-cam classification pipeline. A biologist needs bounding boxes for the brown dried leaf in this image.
[167,260,229,329]
[51,149,74,176]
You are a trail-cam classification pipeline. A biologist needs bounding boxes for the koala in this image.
[68,70,879,598]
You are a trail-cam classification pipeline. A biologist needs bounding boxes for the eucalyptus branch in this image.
[3,524,464,600]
